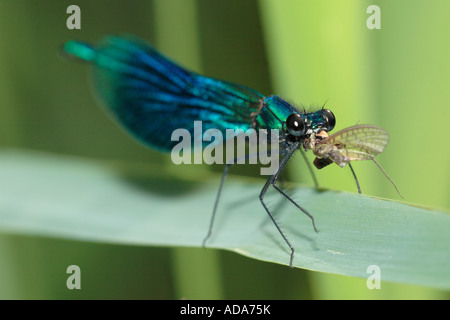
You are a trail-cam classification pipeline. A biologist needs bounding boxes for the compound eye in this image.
[286,113,306,137]
[323,109,336,131]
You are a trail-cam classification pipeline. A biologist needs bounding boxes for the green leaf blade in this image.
[0,150,448,290]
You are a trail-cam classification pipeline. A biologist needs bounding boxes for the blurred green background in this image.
[0,0,448,299]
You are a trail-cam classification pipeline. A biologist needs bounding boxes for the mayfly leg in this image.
[371,157,403,198]
[348,163,362,194]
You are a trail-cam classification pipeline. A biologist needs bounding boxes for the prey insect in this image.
[307,124,401,196]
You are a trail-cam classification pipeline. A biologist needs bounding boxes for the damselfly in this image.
[63,35,399,268]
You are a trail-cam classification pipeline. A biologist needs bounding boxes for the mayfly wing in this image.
[319,124,389,162]
[320,124,402,197]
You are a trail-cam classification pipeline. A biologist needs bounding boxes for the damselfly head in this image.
[306,108,336,134]
[286,108,336,142]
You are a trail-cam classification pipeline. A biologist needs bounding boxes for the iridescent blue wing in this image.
[63,35,264,151]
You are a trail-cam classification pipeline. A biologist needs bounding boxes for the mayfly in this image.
[307,124,401,196]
